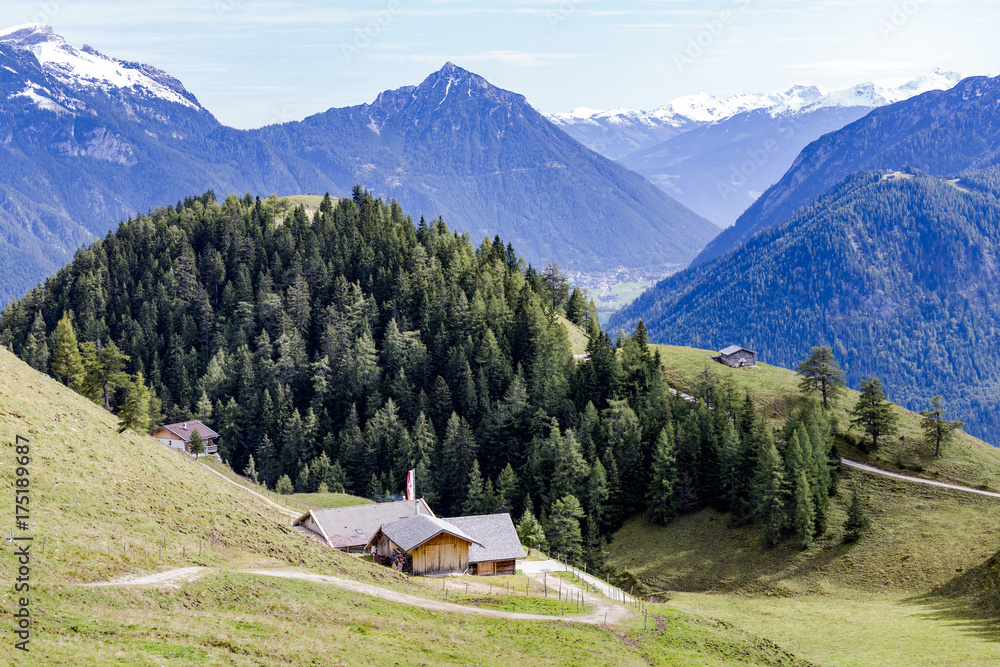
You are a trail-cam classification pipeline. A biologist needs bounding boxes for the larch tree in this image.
[516,501,546,554]
[189,429,206,460]
[80,340,131,411]
[50,313,83,388]
[920,395,964,457]
[117,372,151,434]
[796,346,846,409]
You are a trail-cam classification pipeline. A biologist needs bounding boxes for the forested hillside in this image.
[611,168,1000,444]
[695,74,1000,265]
[0,190,834,562]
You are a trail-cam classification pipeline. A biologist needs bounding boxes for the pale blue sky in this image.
[6,0,998,128]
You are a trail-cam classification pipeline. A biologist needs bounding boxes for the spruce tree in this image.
[850,377,899,451]
[243,455,259,484]
[24,311,49,372]
[189,429,206,459]
[793,469,815,547]
[495,463,520,514]
[843,487,870,543]
[547,495,584,563]
[462,460,487,515]
[646,427,679,525]
[753,431,786,546]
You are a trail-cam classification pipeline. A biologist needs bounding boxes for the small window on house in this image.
[355,529,365,535]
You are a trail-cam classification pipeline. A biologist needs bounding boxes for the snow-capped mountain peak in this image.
[549,69,964,129]
[0,24,201,109]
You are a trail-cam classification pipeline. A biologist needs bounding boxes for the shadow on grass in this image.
[614,511,850,595]
[901,591,1000,644]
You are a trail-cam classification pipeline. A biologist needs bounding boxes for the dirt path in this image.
[841,459,1000,498]
[199,464,300,517]
[84,566,208,588]
[246,568,630,625]
[521,559,635,604]
[88,565,631,625]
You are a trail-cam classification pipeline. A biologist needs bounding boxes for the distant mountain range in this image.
[694,74,1000,265]
[549,69,963,227]
[0,24,717,305]
[611,72,1000,444]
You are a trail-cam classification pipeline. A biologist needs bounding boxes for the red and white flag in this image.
[406,469,415,500]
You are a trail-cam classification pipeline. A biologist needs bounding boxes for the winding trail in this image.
[246,568,629,625]
[84,567,208,588]
[86,565,631,625]
[841,458,1000,498]
[522,559,636,604]
[199,464,300,518]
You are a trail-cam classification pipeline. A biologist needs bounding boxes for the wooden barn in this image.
[291,499,435,552]
[366,514,482,576]
[718,345,756,368]
[444,514,526,576]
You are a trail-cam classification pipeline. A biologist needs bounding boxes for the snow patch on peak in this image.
[0,23,201,110]
[549,69,964,128]
[0,23,54,44]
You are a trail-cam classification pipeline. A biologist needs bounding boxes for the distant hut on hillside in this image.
[150,420,220,460]
[717,345,757,368]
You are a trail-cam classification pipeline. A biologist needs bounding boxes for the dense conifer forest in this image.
[0,190,837,562]
[613,168,1000,446]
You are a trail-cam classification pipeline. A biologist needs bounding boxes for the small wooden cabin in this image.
[366,514,482,576]
[445,514,526,576]
[718,345,756,368]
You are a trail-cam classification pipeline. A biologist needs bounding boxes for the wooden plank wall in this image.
[411,533,469,575]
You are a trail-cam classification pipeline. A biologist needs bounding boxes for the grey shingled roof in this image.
[292,499,434,549]
[153,420,219,442]
[378,514,483,553]
[719,345,754,356]
[444,514,526,563]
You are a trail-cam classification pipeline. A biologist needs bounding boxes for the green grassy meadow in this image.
[604,343,1000,666]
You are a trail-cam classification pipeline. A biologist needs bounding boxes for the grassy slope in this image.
[555,313,590,356]
[654,344,1000,490]
[201,458,370,514]
[607,344,1000,666]
[0,345,808,666]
